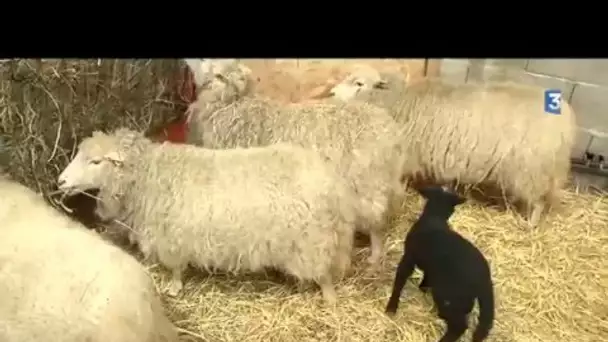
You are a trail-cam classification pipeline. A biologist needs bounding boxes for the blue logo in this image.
[544,89,562,115]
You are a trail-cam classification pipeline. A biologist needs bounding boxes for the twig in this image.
[175,327,209,341]
[48,115,62,162]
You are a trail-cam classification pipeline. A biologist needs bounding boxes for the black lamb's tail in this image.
[472,278,495,342]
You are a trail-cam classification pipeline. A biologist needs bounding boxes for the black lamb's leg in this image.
[438,315,468,342]
[419,273,430,293]
[385,252,416,316]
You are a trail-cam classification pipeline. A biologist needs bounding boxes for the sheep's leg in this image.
[367,230,384,267]
[317,275,337,304]
[127,232,138,246]
[528,201,545,228]
[385,252,416,316]
[166,267,185,297]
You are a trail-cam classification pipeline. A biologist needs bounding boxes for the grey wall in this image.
[438,59,608,158]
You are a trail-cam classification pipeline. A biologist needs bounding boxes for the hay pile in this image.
[0,58,188,194]
[155,188,608,342]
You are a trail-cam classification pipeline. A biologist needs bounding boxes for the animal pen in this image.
[0,58,607,342]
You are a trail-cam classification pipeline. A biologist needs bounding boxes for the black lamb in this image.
[385,186,495,342]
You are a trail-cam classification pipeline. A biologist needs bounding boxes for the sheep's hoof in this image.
[166,280,183,297]
[527,218,540,229]
[385,307,397,317]
[319,282,337,305]
[323,292,337,305]
[366,254,382,271]
[321,287,337,305]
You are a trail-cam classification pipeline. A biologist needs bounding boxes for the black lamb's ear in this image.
[418,186,441,199]
[452,194,466,206]
[418,186,432,199]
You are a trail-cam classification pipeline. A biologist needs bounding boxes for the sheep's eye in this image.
[214,73,228,82]
[355,81,364,87]
[89,159,102,165]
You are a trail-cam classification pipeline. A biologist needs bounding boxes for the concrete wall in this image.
[436,59,608,158]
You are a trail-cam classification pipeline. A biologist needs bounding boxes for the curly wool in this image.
[398,81,574,209]
[0,174,177,342]
[186,71,407,251]
[345,77,577,224]
[83,130,358,298]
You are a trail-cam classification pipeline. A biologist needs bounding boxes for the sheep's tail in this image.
[473,278,495,342]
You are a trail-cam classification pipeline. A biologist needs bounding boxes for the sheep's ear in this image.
[373,79,389,89]
[308,82,336,100]
[104,151,124,166]
[183,59,208,88]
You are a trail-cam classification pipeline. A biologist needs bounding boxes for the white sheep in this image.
[0,173,178,342]
[183,58,407,266]
[324,70,577,226]
[56,128,359,304]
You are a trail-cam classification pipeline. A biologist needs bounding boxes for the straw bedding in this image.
[1,59,607,342]
[153,187,608,342]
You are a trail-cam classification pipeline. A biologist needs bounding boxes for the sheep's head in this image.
[184,58,253,102]
[327,66,388,101]
[57,128,139,196]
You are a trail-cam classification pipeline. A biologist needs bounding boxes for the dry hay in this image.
[0,59,189,195]
[147,188,608,342]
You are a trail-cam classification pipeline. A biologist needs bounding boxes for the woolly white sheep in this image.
[325,72,577,227]
[0,174,178,342]
[183,58,407,266]
[56,128,359,303]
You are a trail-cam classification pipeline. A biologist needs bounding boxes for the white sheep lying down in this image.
[0,174,178,342]
[57,128,359,303]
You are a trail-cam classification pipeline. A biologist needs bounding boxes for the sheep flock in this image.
[2,58,607,342]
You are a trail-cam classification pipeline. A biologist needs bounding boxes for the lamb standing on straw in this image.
[385,186,495,342]
[56,128,359,303]
[325,70,577,227]
[183,58,406,266]
[0,174,178,342]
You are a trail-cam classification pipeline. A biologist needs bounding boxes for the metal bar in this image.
[571,160,608,177]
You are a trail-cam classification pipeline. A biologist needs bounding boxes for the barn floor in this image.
[149,188,608,342]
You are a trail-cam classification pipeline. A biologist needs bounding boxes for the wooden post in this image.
[424,59,442,77]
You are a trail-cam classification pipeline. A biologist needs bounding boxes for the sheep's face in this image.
[57,132,123,196]
[185,59,253,101]
[329,72,388,102]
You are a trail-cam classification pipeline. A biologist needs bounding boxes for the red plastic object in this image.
[152,118,188,144]
[149,65,198,144]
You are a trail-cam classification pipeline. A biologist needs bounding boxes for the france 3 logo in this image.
[544,89,562,115]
